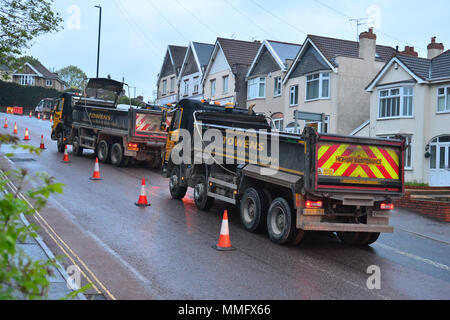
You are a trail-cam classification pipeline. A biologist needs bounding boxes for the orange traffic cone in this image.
[29,111,32,118]
[61,145,71,163]
[13,122,18,135]
[89,158,103,181]
[43,114,46,121]
[38,113,41,120]
[213,211,236,251]
[40,135,46,150]
[23,128,30,141]
[3,118,8,129]
[50,114,53,122]
[135,178,151,207]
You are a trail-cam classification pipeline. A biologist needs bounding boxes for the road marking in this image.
[374,242,450,272]
[397,227,450,246]
[1,170,117,300]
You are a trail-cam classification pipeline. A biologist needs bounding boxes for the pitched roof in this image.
[395,54,431,80]
[308,34,396,67]
[168,45,188,70]
[192,42,214,68]
[32,62,60,80]
[430,49,450,79]
[217,38,261,66]
[266,40,302,65]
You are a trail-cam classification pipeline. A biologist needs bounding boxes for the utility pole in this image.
[95,5,102,78]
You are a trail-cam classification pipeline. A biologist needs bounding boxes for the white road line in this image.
[374,243,450,272]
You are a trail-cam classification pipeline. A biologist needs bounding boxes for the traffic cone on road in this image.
[50,114,53,122]
[23,128,30,141]
[40,135,46,150]
[135,178,151,207]
[43,114,46,121]
[61,145,71,163]
[13,122,18,135]
[89,158,103,181]
[29,111,32,118]
[4,118,8,129]
[213,211,236,251]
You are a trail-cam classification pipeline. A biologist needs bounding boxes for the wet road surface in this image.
[1,114,449,300]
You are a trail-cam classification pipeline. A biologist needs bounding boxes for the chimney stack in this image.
[359,28,377,60]
[400,46,418,57]
[427,37,444,59]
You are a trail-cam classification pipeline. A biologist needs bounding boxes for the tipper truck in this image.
[51,78,168,168]
[163,99,406,246]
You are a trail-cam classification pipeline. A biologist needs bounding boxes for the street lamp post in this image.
[95,5,102,78]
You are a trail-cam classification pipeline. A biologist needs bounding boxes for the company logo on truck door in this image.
[318,143,400,180]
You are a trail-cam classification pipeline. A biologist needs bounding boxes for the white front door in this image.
[429,137,450,187]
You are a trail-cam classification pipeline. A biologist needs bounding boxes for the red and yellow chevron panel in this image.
[317,143,400,180]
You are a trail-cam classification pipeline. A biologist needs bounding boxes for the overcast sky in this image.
[26,0,450,101]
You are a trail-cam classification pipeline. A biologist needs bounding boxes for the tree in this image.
[57,65,88,90]
[0,0,62,75]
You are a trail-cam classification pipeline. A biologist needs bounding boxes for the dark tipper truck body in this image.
[51,78,167,168]
[163,99,406,246]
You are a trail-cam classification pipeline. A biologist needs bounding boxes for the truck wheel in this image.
[169,167,187,200]
[57,132,65,153]
[240,187,269,233]
[357,232,380,246]
[194,176,214,211]
[97,140,110,163]
[72,136,83,156]
[111,143,125,167]
[337,232,361,245]
[267,197,301,245]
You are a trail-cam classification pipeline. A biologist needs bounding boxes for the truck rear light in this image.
[306,200,323,208]
[128,143,139,151]
[380,203,394,210]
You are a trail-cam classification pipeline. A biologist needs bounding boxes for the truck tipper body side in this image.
[51,78,167,168]
[164,99,406,246]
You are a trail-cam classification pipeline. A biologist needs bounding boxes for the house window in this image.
[289,85,298,106]
[305,116,329,133]
[210,79,216,97]
[247,77,265,100]
[378,87,414,119]
[170,77,175,92]
[272,118,284,131]
[183,79,189,96]
[193,77,199,94]
[437,87,450,113]
[306,72,330,101]
[46,79,53,87]
[20,75,35,86]
[162,80,167,95]
[274,77,282,97]
[223,75,229,94]
[381,135,412,169]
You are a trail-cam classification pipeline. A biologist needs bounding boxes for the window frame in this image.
[162,79,167,95]
[247,77,266,100]
[210,79,216,97]
[183,79,189,97]
[223,75,229,94]
[45,79,53,87]
[193,76,199,94]
[169,77,175,93]
[289,85,299,107]
[274,76,282,97]
[437,86,450,114]
[378,86,414,119]
[272,118,284,131]
[305,72,330,101]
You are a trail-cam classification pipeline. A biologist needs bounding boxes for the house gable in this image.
[160,52,175,79]
[288,44,331,80]
[377,62,416,86]
[180,49,199,78]
[208,47,231,76]
[248,46,280,78]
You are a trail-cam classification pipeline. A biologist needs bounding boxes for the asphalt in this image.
[1,113,449,300]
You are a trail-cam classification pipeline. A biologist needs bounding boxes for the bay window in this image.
[20,75,35,86]
[306,72,330,101]
[247,77,266,100]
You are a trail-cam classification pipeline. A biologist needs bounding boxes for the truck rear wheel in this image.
[357,232,380,246]
[240,187,268,233]
[111,143,126,167]
[57,132,65,153]
[97,140,110,163]
[336,232,361,245]
[72,136,83,156]
[194,176,214,211]
[169,167,187,200]
[267,197,302,245]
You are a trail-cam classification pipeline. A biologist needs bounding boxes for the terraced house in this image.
[282,29,395,134]
[202,38,261,108]
[245,40,301,130]
[362,37,450,187]
[178,41,214,101]
[156,45,187,105]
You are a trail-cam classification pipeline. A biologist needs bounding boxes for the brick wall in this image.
[395,192,450,222]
